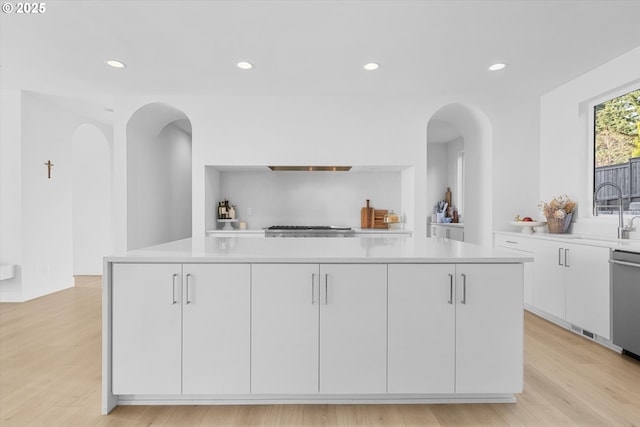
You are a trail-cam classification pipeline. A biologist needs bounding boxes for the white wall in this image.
[0,90,23,300]
[447,137,464,214]
[492,96,541,228]
[540,46,640,234]
[0,91,112,302]
[214,170,401,229]
[113,94,540,250]
[427,143,448,218]
[127,113,192,250]
[165,124,193,241]
[72,124,112,275]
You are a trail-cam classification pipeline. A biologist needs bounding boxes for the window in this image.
[593,88,640,215]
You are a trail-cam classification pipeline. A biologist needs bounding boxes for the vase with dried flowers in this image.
[538,195,576,234]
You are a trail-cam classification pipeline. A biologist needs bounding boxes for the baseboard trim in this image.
[114,393,517,408]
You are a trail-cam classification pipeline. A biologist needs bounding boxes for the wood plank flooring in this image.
[0,276,639,426]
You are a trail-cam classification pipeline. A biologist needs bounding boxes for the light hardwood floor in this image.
[1,276,639,426]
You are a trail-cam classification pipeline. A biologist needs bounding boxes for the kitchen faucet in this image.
[593,182,627,239]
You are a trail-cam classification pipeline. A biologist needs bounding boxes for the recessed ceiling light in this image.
[363,62,380,71]
[106,60,126,69]
[237,61,253,70]
[488,63,507,71]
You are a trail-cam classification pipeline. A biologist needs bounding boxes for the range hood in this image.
[268,166,351,172]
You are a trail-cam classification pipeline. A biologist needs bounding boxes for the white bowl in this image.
[510,221,547,234]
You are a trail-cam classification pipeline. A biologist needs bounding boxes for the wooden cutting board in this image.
[361,200,374,229]
[374,209,389,229]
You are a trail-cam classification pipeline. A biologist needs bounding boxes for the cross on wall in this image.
[44,160,54,179]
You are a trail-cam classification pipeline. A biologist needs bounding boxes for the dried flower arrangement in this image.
[538,194,577,219]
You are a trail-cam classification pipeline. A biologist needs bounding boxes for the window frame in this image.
[587,83,640,219]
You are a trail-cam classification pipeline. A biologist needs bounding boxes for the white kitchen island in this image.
[102,237,531,414]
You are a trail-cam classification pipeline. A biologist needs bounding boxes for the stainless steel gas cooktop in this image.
[265,225,354,237]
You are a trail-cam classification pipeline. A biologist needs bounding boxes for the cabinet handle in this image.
[505,240,518,244]
[558,248,564,266]
[311,273,316,304]
[324,274,328,305]
[446,229,450,238]
[172,273,179,304]
[448,273,453,304]
[564,249,570,268]
[185,273,192,304]
[461,273,467,304]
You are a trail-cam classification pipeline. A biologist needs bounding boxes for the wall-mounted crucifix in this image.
[44,160,54,179]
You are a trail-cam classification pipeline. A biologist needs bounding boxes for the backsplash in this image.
[212,170,401,229]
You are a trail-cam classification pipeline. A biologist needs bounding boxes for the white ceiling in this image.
[2,0,639,105]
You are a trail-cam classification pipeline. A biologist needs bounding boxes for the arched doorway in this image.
[126,103,193,250]
[72,124,112,275]
[427,103,493,246]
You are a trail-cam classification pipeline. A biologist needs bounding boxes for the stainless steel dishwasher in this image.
[610,250,640,359]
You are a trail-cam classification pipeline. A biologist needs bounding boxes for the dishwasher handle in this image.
[609,259,640,268]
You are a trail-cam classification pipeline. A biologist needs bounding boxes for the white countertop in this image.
[352,228,413,234]
[206,229,265,235]
[495,230,640,252]
[106,237,532,264]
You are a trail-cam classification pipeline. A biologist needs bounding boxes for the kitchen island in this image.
[103,237,531,414]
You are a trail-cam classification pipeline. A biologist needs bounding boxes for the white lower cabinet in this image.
[112,263,250,395]
[388,264,455,393]
[251,263,387,394]
[495,233,611,340]
[530,239,567,319]
[494,235,535,306]
[251,264,319,394]
[527,238,610,339]
[388,263,523,394]
[455,264,523,393]
[319,264,387,394]
[562,244,610,339]
[112,263,182,395]
[112,261,523,400]
[182,264,250,394]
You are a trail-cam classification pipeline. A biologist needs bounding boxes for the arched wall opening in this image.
[72,124,112,274]
[427,103,493,246]
[126,103,193,250]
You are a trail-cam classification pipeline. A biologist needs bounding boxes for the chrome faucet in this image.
[593,182,627,239]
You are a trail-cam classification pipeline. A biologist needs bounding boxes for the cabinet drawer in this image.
[494,234,533,251]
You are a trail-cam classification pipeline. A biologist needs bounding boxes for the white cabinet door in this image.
[251,264,320,394]
[319,264,387,394]
[112,263,182,395]
[564,244,610,339]
[530,239,566,319]
[494,235,534,306]
[182,264,250,394]
[388,264,455,393]
[455,264,523,394]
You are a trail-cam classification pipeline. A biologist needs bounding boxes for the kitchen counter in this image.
[106,236,531,264]
[205,229,265,236]
[103,237,529,414]
[495,230,640,253]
